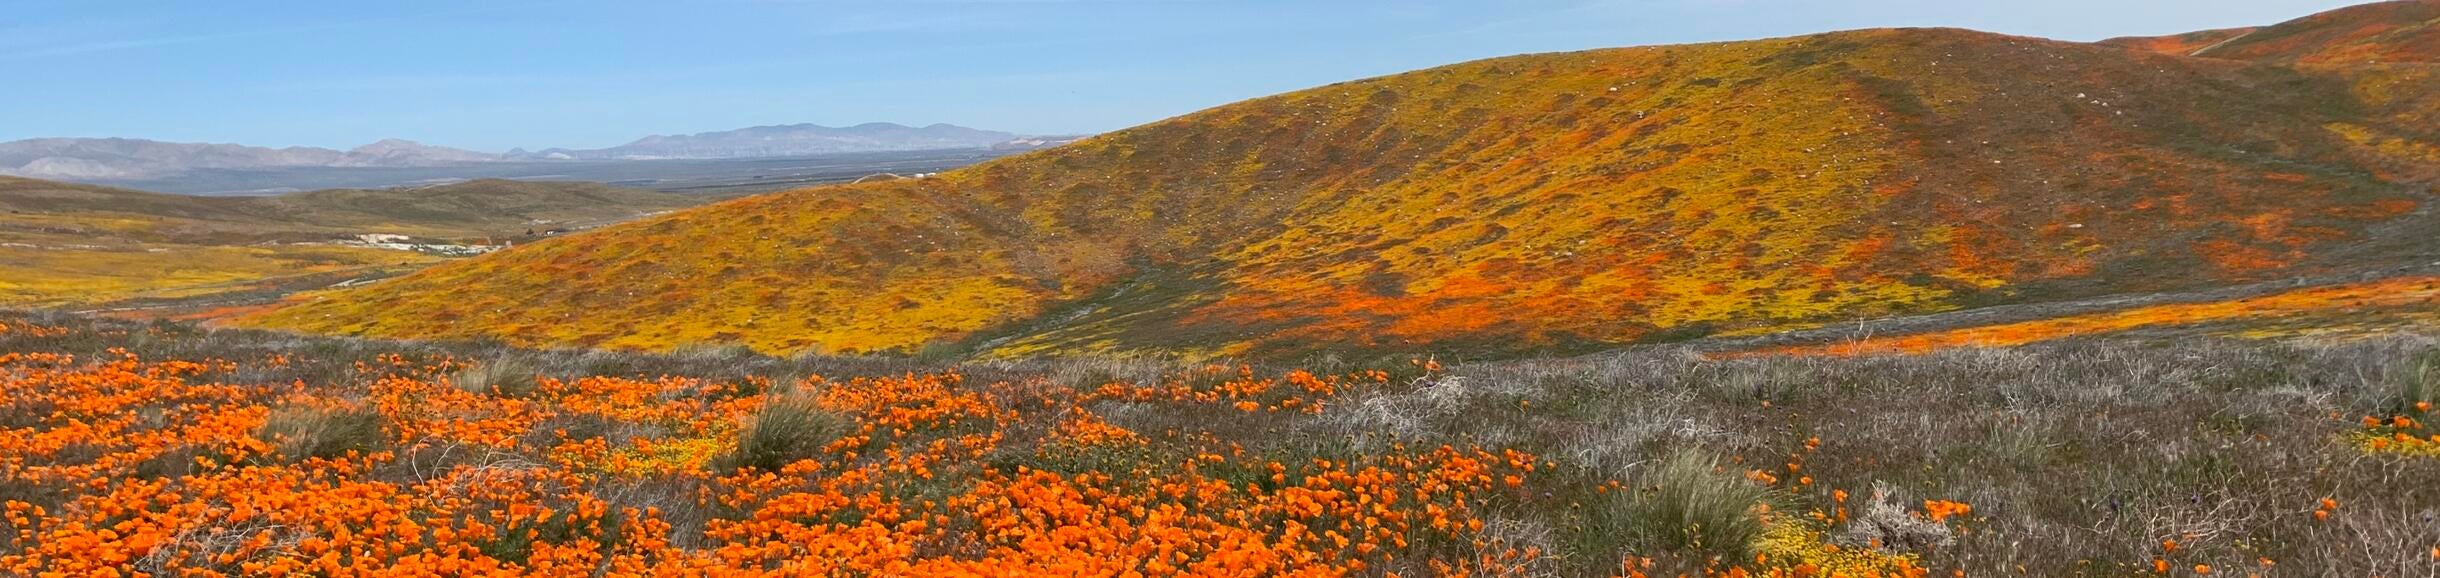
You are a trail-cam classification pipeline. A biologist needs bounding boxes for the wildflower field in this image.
[3,311,2436,576]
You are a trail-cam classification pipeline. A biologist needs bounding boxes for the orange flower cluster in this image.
[0,321,69,338]
[1919,501,1972,524]
[1707,437,1941,578]
[2350,401,2440,457]
[0,335,1557,577]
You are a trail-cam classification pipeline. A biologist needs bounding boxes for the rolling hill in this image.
[243,4,2440,358]
[2107,1,2438,65]
[2097,27,2260,56]
[2191,0,2439,64]
[0,177,706,308]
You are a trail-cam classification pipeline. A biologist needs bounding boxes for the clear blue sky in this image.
[0,0,2363,152]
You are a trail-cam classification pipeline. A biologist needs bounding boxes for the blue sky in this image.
[0,0,2363,151]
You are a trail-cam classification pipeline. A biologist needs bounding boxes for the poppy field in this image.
[4,311,2437,576]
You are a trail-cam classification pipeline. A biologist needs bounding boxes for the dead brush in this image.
[1834,482,1954,553]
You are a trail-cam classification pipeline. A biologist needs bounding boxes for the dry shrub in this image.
[1833,482,1954,553]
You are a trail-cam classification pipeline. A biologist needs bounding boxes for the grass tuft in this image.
[1593,448,1780,561]
[255,406,386,461]
[452,356,540,398]
[2397,349,2438,413]
[721,396,853,472]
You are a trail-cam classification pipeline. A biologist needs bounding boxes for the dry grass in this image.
[255,406,386,462]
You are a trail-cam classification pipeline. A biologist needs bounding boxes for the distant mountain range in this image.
[0,122,1069,181]
[0,138,496,180]
[509,123,1024,160]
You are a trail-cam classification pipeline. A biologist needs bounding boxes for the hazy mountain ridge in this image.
[512,122,1019,160]
[244,3,2440,358]
[0,137,496,180]
[1,123,1042,182]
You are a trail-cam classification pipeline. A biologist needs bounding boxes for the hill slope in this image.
[0,177,705,308]
[2098,27,2260,56]
[2188,0,2440,64]
[245,21,2440,357]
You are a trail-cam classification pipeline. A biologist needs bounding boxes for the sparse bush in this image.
[256,406,386,461]
[721,396,853,472]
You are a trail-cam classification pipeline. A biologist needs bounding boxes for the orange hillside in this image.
[243,7,2440,358]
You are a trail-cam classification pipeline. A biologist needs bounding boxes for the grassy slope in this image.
[0,177,703,307]
[247,25,2440,358]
